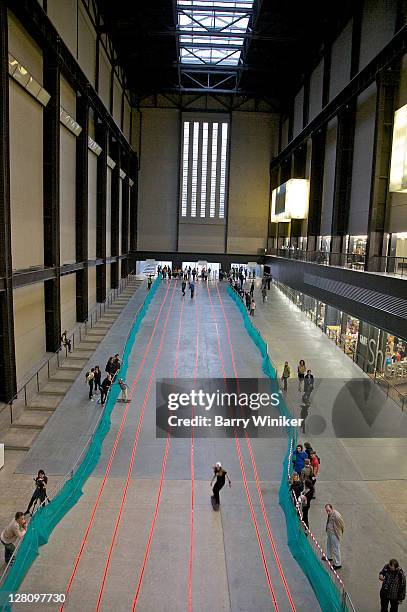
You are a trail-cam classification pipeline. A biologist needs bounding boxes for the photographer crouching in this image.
[24,470,49,516]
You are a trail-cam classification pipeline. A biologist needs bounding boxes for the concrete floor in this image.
[252,281,407,612]
[15,280,319,612]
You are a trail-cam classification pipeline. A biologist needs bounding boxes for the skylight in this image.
[177,0,254,67]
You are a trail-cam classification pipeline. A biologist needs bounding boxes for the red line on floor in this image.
[215,283,296,612]
[206,283,279,611]
[59,280,172,611]
[94,280,178,611]
[188,287,199,612]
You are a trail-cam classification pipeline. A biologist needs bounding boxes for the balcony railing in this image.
[267,248,407,278]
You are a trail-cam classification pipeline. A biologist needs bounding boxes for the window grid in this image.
[181,122,190,217]
[191,122,199,217]
[210,123,218,218]
[219,123,228,219]
[200,123,208,217]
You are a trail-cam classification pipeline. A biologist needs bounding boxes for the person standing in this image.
[1,512,27,564]
[299,479,314,528]
[118,378,130,402]
[189,280,195,299]
[379,559,406,612]
[300,458,314,484]
[250,299,256,317]
[181,279,186,296]
[147,275,152,291]
[310,451,320,498]
[111,354,121,378]
[303,369,314,400]
[93,365,102,396]
[105,356,114,376]
[282,361,290,392]
[292,444,308,475]
[86,368,95,401]
[25,470,48,515]
[100,374,112,405]
[210,462,231,507]
[324,504,345,570]
[250,280,255,298]
[297,359,306,391]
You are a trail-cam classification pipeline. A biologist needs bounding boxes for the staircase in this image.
[2,277,143,451]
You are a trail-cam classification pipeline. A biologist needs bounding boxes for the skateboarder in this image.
[210,462,231,509]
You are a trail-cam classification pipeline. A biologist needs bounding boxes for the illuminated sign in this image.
[390,104,407,192]
[271,179,310,222]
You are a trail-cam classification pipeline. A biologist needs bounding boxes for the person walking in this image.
[282,361,291,392]
[210,462,231,508]
[250,299,256,317]
[303,369,314,400]
[297,359,306,391]
[1,512,27,564]
[25,470,48,515]
[250,280,255,298]
[292,444,308,475]
[379,559,406,612]
[93,365,102,396]
[299,479,314,528]
[324,504,345,570]
[86,368,95,401]
[147,275,152,291]
[100,374,112,405]
[261,286,267,303]
[60,330,72,353]
[118,378,130,402]
[181,279,186,296]
[189,280,195,299]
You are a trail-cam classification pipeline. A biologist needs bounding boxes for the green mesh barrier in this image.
[227,285,346,612]
[0,276,162,610]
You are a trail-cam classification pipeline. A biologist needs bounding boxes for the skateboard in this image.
[211,496,220,511]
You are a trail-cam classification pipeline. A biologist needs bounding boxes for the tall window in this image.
[180,117,229,220]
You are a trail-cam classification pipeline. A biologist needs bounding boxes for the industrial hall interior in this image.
[1,0,407,611]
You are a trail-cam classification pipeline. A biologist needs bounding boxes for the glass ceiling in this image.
[177,0,255,67]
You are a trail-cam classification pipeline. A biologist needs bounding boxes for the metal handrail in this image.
[1,272,138,423]
[0,273,154,587]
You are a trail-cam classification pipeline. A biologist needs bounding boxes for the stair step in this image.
[13,410,51,427]
[26,404,56,412]
[58,365,83,371]
[28,395,61,408]
[3,427,39,450]
[50,370,78,381]
[40,390,65,397]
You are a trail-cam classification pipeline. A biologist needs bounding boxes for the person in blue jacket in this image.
[293,444,308,475]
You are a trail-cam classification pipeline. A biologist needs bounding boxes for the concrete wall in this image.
[359,0,397,71]
[60,274,77,333]
[8,13,44,270]
[60,126,76,264]
[137,108,179,251]
[106,167,112,257]
[308,59,324,122]
[330,19,352,101]
[227,112,276,254]
[13,285,46,385]
[293,87,304,138]
[348,83,377,235]
[88,266,97,311]
[88,151,97,260]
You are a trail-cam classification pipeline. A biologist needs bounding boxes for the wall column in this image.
[307,127,326,250]
[366,68,400,272]
[76,93,89,321]
[330,102,356,264]
[0,1,17,401]
[110,139,120,288]
[121,152,130,278]
[43,47,61,351]
[96,118,107,302]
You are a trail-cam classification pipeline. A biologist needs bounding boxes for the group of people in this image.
[281,359,314,396]
[85,353,128,404]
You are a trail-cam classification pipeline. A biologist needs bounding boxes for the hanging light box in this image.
[390,104,407,193]
[270,178,310,222]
